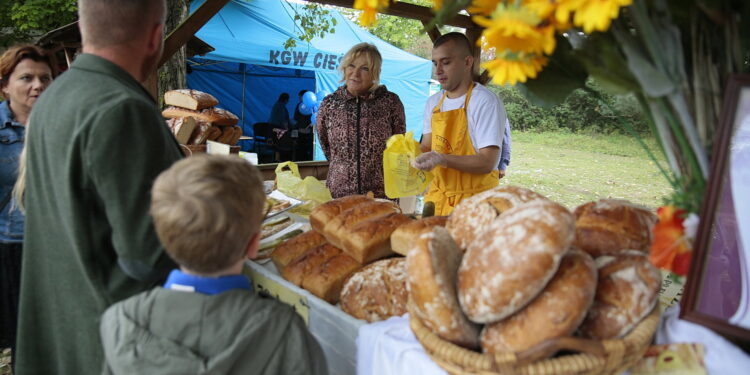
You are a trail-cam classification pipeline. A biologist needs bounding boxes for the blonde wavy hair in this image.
[339,43,382,90]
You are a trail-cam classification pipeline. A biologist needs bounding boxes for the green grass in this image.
[502,131,674,211]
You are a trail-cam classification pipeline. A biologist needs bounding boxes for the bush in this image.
[488,81,650,135]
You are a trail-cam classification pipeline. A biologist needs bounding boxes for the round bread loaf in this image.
[458,200,575,324]
[390,216,448,256]
[573,199,657,257]
[447,185,548,250]
[340,258,408,322]
[480,248,597,353]
[407,227,480,349]
[578,251,661,339]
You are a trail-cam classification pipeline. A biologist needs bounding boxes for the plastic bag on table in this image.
[275,161,333,204]
[382,131,433,199]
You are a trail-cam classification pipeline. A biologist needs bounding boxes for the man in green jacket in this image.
[16,0,181,373]
[101,155,328,375]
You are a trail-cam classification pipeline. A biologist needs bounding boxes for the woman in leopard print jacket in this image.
[316,43,406,198]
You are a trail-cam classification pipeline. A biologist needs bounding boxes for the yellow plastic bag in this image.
[383,131,433,199]
[275,161,333,204]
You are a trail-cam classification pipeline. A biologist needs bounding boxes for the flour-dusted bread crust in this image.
[579,251,661,339]
[480,248,597,353]
[162,106,239,126]
[573,199,657,257]
[309,195,373,234]
[447,185,548,251]
[390,216,448,256]
[302,252,362,304]
[407,227,480,349]
[458,200,576,324]
[164,89,219,110]
[271,230,327,271]
[280,244,341,286]
[323,200,400,248]
[340,258,408,322]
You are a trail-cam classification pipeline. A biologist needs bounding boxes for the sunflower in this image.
[483,54,548,85]
[475,3,550,55]
[573,0,633,33]
[354,0,390,26]
[521,0,555,19]
[467,0,501,16]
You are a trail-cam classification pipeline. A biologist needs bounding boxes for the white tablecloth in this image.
[357,314,446,375]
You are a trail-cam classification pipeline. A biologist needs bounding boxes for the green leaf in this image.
[518,36,587,108]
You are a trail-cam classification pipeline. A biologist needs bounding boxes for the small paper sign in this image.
[206,140,230,155]
[244,264,310,325]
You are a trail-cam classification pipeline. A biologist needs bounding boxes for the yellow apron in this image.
[425,83,499,216]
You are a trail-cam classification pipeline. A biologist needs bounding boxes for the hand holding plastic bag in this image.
[275,161,333,204]
[382,131,433,198]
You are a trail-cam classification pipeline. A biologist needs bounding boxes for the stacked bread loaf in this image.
[406,186,661,356]
[161,89,242,148]
[269,195,418,313]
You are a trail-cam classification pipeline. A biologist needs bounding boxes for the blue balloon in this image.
[315,90,330,102]
[302,91,318,107]
[311,111,318,125]
[313,103,320,112]
[299,103,313,116]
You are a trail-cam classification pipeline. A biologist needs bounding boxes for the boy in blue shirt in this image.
[100,155,327,375]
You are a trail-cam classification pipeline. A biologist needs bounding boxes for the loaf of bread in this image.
[408,227,480,349]
[341,212,413,264]
[447,185,548,250]
[458,200,575,323]
[187,121,221,145]
[340,258,408,322]
[164,89,218,110]
[480,248,597,353]
[216,125,242,145]
[162,106,239,126]
[390,216,448,256]
[228,125,243,145]
[166,117,197,144]
[323,200,400,248]
[579,251,661,339]
[302,252,362,304]
[280,244,341,286]
[271,230,327,271]
[309,195,373,234]
[573,199,657,257]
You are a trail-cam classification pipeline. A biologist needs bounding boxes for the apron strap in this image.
[433,82,476,114]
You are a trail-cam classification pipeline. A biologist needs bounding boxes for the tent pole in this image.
[241,63,247,135]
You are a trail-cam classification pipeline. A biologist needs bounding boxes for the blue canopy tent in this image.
[187,0,432,160]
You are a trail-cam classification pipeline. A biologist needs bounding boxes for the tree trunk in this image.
[157,0,188,106]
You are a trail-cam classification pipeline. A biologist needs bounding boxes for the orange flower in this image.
[650,205,693,276]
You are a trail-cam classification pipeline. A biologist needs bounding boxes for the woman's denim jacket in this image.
[0,100,25,243]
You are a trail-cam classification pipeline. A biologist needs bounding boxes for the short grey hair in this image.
[79,0,166,48]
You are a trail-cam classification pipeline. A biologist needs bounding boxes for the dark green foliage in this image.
[489,81,651,135]
[0,0,78,47]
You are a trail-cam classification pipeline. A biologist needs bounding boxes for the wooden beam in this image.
[158,0,230,67]
[310,0,476,29]
[465,27,482,78]
[421,20,442,43]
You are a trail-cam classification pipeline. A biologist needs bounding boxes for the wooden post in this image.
[422,20,442,43]
[465,27,483,79]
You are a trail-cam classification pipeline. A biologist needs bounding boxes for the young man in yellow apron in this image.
[413,32,507,216]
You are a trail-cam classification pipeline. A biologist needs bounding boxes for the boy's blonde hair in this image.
[339,43,382,88]
[150,155,265,274]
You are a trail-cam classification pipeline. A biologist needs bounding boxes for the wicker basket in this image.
[409,307,661,375]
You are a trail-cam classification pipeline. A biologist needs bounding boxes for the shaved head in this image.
[433,32,473,58]
[79,0,166,48]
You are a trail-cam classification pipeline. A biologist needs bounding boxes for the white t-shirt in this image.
[422,83,507,156]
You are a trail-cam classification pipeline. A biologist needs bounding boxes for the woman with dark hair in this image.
[0,44,55,356]
[316,43,406,198]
